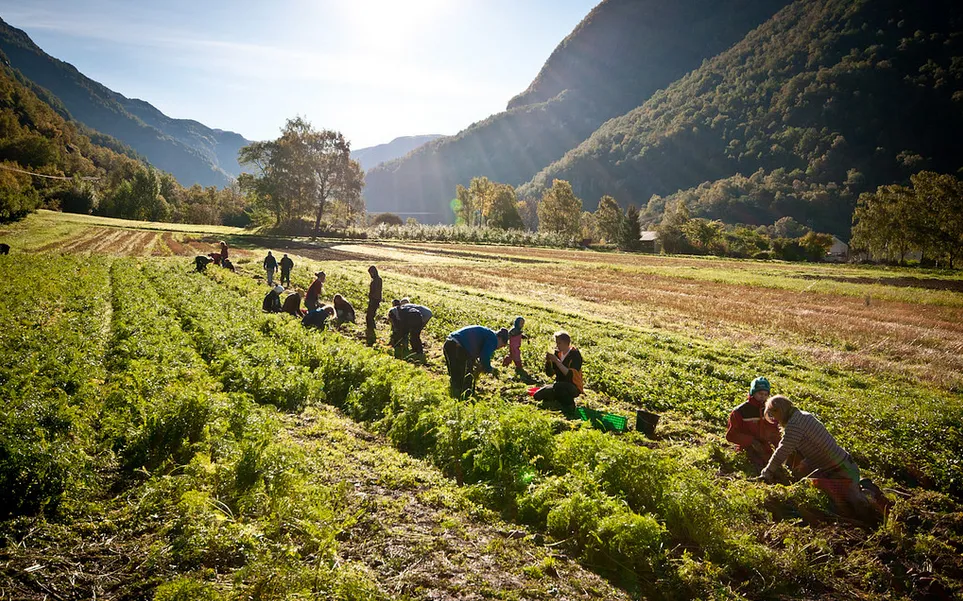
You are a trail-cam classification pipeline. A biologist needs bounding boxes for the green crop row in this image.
[0,254,111,517]
[152,260,858,599]
[100,260,386,599]
[299,262,963,497]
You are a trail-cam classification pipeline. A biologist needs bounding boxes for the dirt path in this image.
[287,407,630,601]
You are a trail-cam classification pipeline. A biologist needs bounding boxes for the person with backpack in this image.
[533,331,583,414]
[279,254,294,286]
[263,251,279,286]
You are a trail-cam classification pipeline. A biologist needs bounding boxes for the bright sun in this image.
[338,0,449,51]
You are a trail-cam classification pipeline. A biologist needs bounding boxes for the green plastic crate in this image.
[577,407,628,433]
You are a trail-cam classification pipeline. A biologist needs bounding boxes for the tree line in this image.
[851,171,963,268]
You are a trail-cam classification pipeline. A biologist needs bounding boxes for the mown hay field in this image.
[1,213,961,601]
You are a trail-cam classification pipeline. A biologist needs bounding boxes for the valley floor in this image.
[1,212,961,600]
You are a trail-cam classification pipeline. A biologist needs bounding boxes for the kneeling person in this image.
[726,377,782,469]
[263,285,284,313]
[534,331,583,413]
[761,395,880,516]
[302,305,335,330]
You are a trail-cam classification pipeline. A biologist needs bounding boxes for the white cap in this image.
[274,285,285,294]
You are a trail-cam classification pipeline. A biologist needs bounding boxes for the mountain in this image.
[519,0,963,236]
[362,0,790,222]
[0,51,143,219]
[352,135,443,171]
[0,17,251,188]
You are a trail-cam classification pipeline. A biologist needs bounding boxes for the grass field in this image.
[1,212,961,600]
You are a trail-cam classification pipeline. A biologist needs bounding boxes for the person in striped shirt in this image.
[760,395,859,483]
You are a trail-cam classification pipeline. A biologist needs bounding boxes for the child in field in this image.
[502,316,535,383]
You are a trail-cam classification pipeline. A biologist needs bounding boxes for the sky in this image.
[0,0,600,148]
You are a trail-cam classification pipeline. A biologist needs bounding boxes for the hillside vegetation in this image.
[0,56,144,220]
[363,0,788,221]
[0,17,250,187]
[520,0,963,236]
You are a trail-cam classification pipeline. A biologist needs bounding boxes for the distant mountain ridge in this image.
[0,17,252,187]
[363,0,790,221]
[352,134,443,171]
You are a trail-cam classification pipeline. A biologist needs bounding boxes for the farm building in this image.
[639,231,659,253]
[827,236,849,262]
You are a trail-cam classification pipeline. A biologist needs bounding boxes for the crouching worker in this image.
[398,302,432,362]
[760,395,888,518]
[533,331,583,415]
[443,326,509,399]
[302,305,334,330]
[262,285,284,313]
[726,377,782,470]
[333,294,356,324]
[194,255,213,272]
[281,292,305,317]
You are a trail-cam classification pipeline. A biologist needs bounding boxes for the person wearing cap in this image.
[305,271,325,312]
[333,294,356,324]
[365,266,383,346]
[726,377,782,469]
[263,251,279,286]
[533,331,583,414]
[218,241,229,262]
[302,305,335,330]
[262,284,284,313]
[443,325,509,398]
[279,254,294,286]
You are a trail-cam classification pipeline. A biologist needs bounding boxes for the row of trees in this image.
[851,171,963,268]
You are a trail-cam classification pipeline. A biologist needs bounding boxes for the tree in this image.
[911,171,963,268]
[238,117,364,232]
[537,179,582,236]
[682,218,725,254]
[517,198,538,231]
[799,231,833,261]
[453,184,472,225]
[851,184,916,264]
[580,211,599,242]
[619,205,643,251]
[657,200,691,254]
[468,177,494,227]
[771,216,810,239]
[372,212,404,226]
[486,183,524,229]
[595,195,624,243]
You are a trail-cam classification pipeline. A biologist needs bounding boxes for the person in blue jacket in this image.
[443,325,509,398]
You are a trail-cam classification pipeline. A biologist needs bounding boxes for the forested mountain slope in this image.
[520,0,963,236]
[363,0,789,221]
[0,17,250,187]
[0,53,143,219]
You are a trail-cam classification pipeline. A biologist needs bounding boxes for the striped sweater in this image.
[762,409,849,479]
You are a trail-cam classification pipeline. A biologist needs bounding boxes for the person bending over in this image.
[443,325,508,398]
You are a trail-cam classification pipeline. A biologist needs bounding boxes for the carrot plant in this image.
[0,254,111,517]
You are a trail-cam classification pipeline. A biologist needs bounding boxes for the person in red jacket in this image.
[726,377,782,470]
